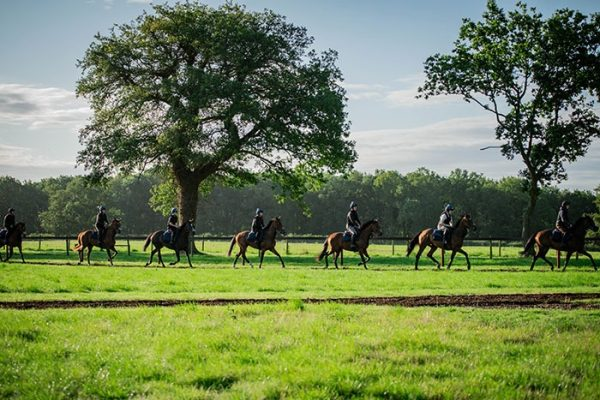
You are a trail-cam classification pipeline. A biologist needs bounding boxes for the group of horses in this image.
[1,213,597,271]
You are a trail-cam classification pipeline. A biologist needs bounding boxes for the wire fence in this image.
[18,235,600,259]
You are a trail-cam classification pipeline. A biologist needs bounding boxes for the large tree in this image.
[76,2,355,222]
[418,0,600,240]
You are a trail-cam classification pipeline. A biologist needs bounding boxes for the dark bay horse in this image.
[227,217,286,268]
[407,214,476,270]
[74,219,121,266]
[523,215,598,271]
[318,220,383,269]
[0,222,26,263]
[143,221,195,268]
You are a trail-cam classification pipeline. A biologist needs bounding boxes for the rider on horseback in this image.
[95,205,109,245]
[251,208,265,247]
[346,201,361,249]
[556,200,572,243]
[167,207,178,245]
[3,208,16,243]
[438,203,454,245]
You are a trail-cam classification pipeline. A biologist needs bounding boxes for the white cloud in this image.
[0,144,74,169]
[0,83,89,129]
[343,75,462,107]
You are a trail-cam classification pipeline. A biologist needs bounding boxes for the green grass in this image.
[2,304,600,399]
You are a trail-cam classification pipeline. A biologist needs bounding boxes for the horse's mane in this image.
[573,215,591,228]
[264,219,274,230]
[360,220,378,230]
[453,213,467,228]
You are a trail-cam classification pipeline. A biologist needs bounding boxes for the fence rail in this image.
[18,235,600,258]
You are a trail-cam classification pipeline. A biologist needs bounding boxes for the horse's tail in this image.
[521,233,536,256]
[317,239,329,262]
[143,234,152,252]
[227,236,236,257]
[406,232,420,256]
[73,234,83,252]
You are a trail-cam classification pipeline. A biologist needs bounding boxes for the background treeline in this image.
[1,169,598,238]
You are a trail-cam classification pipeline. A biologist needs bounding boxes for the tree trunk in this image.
[173,165,202,223]
[521,179,539,242]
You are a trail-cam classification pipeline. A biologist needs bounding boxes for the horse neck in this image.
[263,222,277,239]
[571,219,587,236]
[360,224,376,240]
[453,220,469,238]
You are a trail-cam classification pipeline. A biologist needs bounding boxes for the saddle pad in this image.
[342,231,352,242]
[551,229,563,242]
[0,229,6,241]
[432,229,444,242]
[91,231,99,241]
[162,231,172,242]
[247,231,257,242]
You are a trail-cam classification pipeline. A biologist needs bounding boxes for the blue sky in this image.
[1,0,599,189]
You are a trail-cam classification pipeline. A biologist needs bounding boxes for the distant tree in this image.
[419,0,600,240]
[0,176,48,233]
[76,2,355,224]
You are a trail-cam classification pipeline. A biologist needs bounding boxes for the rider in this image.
[251,208,265,246]
[556,200,572,243]
[95,205,109,245]
[3,208,16,242]
[167,207,178,245]
[437,203,454,246]
[346,201,361,248]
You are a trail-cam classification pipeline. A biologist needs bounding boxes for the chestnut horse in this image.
[227,217,286,268]
[74,219,121,266]
[317,219,383,269]
[522,215,598,271]
[406,214,477,270]
[0,222,26,263]
[143,220,195,268]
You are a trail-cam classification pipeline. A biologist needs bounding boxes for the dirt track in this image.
[1,293,600,310]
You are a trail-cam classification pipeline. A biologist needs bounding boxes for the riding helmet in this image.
[99,205,106,211]
[256,208,263,215]
[445,203,454,211]
[561,201,570,208]
[170,207,178,214]
[8,207,15,213]
[350,201,357,209]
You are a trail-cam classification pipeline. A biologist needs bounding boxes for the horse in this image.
[406,214,477,270]
[143,220,195,268]
[227,217,286,268]
[74,219,121,266]
[0,222,26,263]
[522,215,598,271]
[317,219,383,270]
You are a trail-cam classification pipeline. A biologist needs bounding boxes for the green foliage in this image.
[0,176,47,232]
[419,0,600,236]
[76,2,355,219]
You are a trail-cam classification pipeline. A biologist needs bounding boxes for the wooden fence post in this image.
[391,240,395,256]
[66,236,70,256]
[286,240,289,255]
[127,239,131,256]
[498,240,502,257]
[201,239,205,252]
[441,249,445,267]
[489,240,493,259]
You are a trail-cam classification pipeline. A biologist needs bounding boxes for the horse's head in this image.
[111,218,122,233]
[362,219,383,237]
[16,222,26,235]
[582,215,599,232]
[273,216,286,236]
[460,214,476,231]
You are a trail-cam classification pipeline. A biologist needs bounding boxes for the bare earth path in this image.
[2,292,600,310]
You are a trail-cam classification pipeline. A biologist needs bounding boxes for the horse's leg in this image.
[145,245,157,267]
[241,246,254,268]
[456,249,471,270]
[577,250,597,271]
[333,251,340,269]
[414,245,426,270]
[18,244,25,263]
[529,246,540,271]
[157,248,166,268]
[270,248,285,269]
[447,250,458,270]
[324,251,329,269]
[538,247,554,270]
[6,246,13,262]
[87,245,92,265]
[562,251,574,272]
[170,249,181,266]
[426,246,440,269]
[233,251,241,268]
[358,251,368,270]
[106,248,113,266]
[185,250,193,268]
[258,250,266,269]
[340,250,344,266]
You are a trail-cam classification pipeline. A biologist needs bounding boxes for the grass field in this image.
[2,242,600,399]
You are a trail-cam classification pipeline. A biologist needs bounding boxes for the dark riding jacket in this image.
[95,211,108,230]
[437,211,453,231]
[167,214,178,231]
[556,207,571,231]
[251,215,264,233]
[346,210,361,231]
[3,213,15,230]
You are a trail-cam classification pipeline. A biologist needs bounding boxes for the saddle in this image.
[551,229,568,243]
[342,231,353,242]
[432,228,445,242]
[162,230,173,243]
[247,231,258,242]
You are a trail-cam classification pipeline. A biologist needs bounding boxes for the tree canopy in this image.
[418,0,600,239]
[76,2,355,222]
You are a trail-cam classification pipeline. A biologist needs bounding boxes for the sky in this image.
[0,0,599,190]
